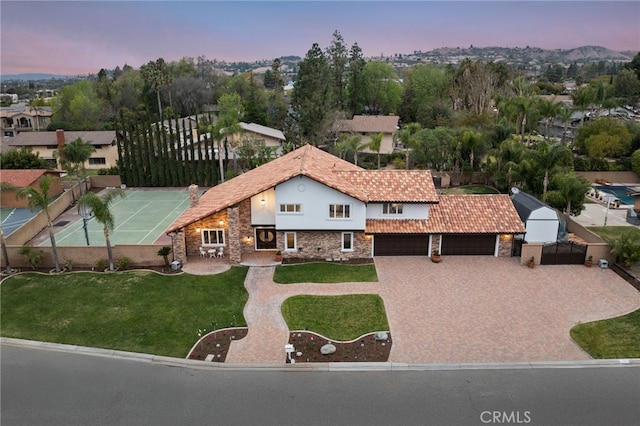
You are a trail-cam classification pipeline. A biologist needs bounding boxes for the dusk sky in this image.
[1,1,639,76]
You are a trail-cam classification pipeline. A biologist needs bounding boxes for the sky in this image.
[1,0,639,76]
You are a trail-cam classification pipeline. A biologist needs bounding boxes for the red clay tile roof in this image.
[166,145,364,232]
[339,170,438,203]
[366,195,526,234]
[0,169,62,188]
[340,115,400,133]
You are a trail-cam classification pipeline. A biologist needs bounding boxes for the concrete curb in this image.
[3,337,639,372]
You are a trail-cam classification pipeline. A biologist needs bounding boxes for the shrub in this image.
[115,257,132,270]
[157,246,172,266]
[95,259,108,271]
[607,231,640,269]
[19,246,43,269]
[64,259,74,271]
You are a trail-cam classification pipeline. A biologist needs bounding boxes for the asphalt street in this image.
[1,345,639,426]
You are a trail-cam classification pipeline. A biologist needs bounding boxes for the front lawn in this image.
[0,268,249,358]
[273,262,378,284]
[570,308,640,358]
[281,294,389,341]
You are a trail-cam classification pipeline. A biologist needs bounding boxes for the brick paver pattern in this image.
[186,257,640,365]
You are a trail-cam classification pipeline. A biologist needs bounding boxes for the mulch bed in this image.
[286,331,392,363]
[187,328,248,362]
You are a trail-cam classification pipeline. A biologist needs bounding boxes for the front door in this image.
[255,228,277,250]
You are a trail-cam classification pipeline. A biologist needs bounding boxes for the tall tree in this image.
[549,172,592,216]
[528,141,572,201]
[394,123,422,169]
[339,133,368,166]
[326,30,349,111]
[15,175,61,272]
[361,61,403,115]
[536,97,562,139]
[346,42,366,116]
[291,43,333,144]
[140,58,170,115]
[570,87,594,126]
[77,188,125,271]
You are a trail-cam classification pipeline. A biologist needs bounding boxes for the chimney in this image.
[56,129,65,150]
[188,184,199,207]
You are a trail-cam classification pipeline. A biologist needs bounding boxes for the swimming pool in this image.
[594,185,638,205]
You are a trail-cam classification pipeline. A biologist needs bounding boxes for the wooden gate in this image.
[540,241,586,265]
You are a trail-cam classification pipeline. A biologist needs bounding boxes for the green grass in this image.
[586,226,640,242]
[281,294,389,341]
[273,262,378,284]
[0,268,249,358]
[441,185,501,195]
[570,309,640,358]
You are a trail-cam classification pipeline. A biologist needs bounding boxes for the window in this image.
[202,229,224,246]
[329,204,350,218]
[342,232,353,251]
[279,204,301,213]
[88,157,107,165]
[383,203,403,215]
[284,232,296,251]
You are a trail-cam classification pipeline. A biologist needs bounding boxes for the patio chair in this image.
[217,247,224,258]
[199,247,207,257]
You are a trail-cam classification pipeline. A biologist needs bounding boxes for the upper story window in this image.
[88,157,106,165]
[383,203,403,215]
[279,204,301,213]
[202,229,225,246]
[329,204,350,219]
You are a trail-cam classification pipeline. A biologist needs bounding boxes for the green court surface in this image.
[39,189,192,247]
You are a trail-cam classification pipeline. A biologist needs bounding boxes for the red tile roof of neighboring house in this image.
[0,169,62,188]
[339,170,438,203]
[340,115,400,133]
[366,195,526,234]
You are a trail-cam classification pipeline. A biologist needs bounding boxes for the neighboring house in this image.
[166,145,525,264]
[237,122,286,152]
[337,115,400,154]
[8,129,117,170]
[0,169,64,208]
[511,189,559,243]
[1,106,52,137]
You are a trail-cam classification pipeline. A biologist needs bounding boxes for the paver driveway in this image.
[223,257,640,364]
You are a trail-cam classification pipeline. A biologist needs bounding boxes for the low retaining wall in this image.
[576,171,639,184]
[610,263,640,292]
[1,244,168,270]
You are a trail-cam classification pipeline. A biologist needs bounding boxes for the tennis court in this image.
[39,188,194,247]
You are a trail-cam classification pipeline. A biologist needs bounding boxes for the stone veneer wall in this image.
[498,235,513,257]
[183,211,229,258]
[277,230,372,261]
[431,235,441,253]
[236,199,257,258]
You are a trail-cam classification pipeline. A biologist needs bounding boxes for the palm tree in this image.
[394,123,421,169]
[459,129,483,170]
[15,175,61,272]
[570,87,594,126]
[57,137,96,195]
[368,132,384,169]
[529,141,572,201]
[557,104,573,145]
[78,188,125,271]
[340,133,368,166]
[537,97,562,140]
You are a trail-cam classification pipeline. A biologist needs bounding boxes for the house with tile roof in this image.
[1,106,52,137]
[337,115,400,154]
[0,169,64,208]
[8,129,117,170]
[166,144,525,264]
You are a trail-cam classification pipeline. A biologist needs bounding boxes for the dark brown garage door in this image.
[441,234,496,255]
[374,235,429,256]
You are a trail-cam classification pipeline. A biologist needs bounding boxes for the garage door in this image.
[374,235,429,256]
[441,234,496,255]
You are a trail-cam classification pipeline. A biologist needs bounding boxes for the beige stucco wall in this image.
[31,145,118,170]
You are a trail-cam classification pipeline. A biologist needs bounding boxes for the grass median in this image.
[281,294,389,341]
[273,262,378,284]
[570,309,640,358]
[1,268,249,358]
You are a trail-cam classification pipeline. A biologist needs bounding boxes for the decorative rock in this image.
[320,343,336,355]
[374,331,389,341]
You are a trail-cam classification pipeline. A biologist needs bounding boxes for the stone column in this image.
[227,206,241,264]
[172,230,186,264]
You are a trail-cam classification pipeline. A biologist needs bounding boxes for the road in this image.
[1,345,639,426]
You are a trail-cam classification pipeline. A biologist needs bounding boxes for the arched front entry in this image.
[255,228,277,250]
